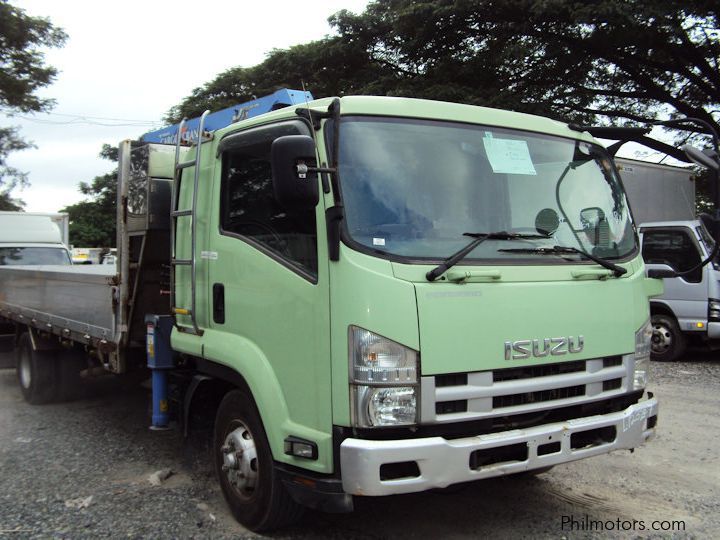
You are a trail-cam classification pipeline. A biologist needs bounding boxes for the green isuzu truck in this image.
[0,94,660,531]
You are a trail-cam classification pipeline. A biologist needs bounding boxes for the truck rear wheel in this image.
[213,389,304,532]
[651,314,686,362]
[16,333,57,404]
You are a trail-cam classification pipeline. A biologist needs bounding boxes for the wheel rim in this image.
[651,322,672,355]
[19,349,31,389]
[221,421,259,499]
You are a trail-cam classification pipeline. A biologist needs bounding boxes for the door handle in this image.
[213,283,225,324]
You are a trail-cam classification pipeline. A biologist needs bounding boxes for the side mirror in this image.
[646,263,677,279]
[271,135,320,210]
[681,144,720,171]
[647,269,678,279]
[535,208,560,236]
[580,207,608,246]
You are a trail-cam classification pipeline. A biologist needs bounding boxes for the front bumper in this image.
[340,396,657,496]
[708,321,720,340]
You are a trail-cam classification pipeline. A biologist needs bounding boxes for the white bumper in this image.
[341,397,658,496]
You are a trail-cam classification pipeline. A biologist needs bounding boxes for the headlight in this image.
[349,326,419,427]
[633,319,652,390]
[708,299,720,322]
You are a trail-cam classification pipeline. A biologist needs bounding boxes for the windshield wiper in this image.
[426,231,550,282]
[498,245,627,277]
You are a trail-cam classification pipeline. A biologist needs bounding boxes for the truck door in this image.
[641,226,707,324]
[204,119,332,453]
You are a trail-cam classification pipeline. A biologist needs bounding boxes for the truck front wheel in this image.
[16,333,57,404]
[651,314,686,362]
[213,389,303,531]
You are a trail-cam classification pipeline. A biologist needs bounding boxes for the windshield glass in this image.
[697,223,715,252]
[0,247,71,265]
[337,117,637,262]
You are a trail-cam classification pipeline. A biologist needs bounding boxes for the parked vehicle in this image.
[615,158,695,224]
[0,212,71,266]
[639,219,720,360]
[0,92,662,531]
[71,247,105,265]
[0,212,70,357]
[101,249,117,265]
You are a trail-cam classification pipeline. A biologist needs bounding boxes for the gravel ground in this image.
[0,350,718,539]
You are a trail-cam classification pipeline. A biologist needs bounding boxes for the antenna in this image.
[301,80,318,147]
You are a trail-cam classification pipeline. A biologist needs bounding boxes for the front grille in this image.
[493,360,585,382]
[603,378,622,391]
[493,384,585,408]
[603,356,623,368]
[424,355,631,424]
[436,400,468,414]
[436,373,468,387]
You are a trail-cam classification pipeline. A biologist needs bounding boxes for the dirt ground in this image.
[0,350,718,539]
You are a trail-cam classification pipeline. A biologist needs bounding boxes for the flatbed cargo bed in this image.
[0,265,119,350]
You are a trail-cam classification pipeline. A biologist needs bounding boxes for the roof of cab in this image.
[213,95,597,144]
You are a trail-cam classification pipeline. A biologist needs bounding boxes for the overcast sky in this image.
[3,0,370,212]
[4,0,688,213]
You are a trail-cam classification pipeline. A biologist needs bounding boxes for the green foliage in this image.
[0,0,66,207]
[332,0,719,129]
[0,125,31,209]
[0,0,67,113]
[61,149,117,247]
[164,37,390,123]
[694,167,717,216]
[166,0,718,137]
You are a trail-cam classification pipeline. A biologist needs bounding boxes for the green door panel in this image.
[205,124,333,471]
[202,329,332,473]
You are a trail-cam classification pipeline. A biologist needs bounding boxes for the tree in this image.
[167,1,718,141]
[0,0,67,208]
[165,37,392,123]
[0,126,31,210]
[61,145,117,247]
[332,1,719,129]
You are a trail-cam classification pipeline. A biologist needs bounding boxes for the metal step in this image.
[171,259,192,266]
[171,210,193,217]
[177,160,196,170]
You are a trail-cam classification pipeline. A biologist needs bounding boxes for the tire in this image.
[15,333,58,404]
[651,314,686,362]
[214,389,304,532]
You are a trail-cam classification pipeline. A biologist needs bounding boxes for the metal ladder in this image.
[170,110,210,336]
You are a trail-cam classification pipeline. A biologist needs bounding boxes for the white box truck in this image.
[614,159,719,360]
[0,212,71,359]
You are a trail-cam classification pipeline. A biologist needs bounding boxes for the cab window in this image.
[219,121,318,279]
[642,228,702,283]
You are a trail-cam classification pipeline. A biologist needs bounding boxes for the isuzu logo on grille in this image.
[504,336,584,360]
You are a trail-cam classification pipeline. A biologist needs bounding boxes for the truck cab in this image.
[0,95,662,531]
[165,96,659,529]
[0,212,71,266]
[640,219,720,360]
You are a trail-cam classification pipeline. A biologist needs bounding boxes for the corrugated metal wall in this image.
[615,158,695,224]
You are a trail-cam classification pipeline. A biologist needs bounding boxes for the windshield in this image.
[337,117,637,262]
[0,247,71,265]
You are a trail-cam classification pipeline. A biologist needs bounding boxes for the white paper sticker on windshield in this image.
[373,238,386,246]
[482,136,537,175]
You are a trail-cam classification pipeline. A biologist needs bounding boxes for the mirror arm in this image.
[296,163,336,178]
